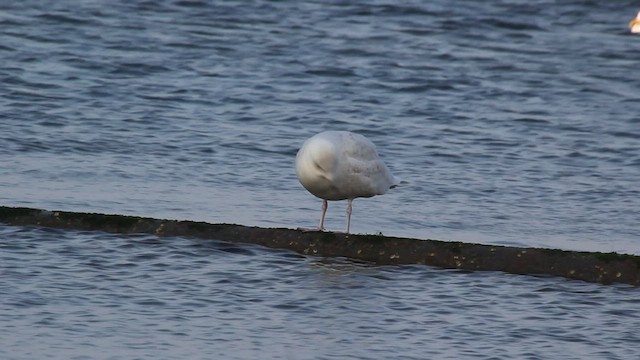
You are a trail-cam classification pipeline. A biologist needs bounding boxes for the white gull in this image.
[295,131,400,233]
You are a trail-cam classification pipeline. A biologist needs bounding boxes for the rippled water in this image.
[1,0,639,358]
[2,0,640,252]
[1,226,639,360]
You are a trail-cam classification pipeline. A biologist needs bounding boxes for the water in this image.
[2,226,639,360]
[1,0,639,358]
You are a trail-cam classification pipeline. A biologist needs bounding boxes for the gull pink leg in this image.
[346,198,353,234]
[319,199,328,231]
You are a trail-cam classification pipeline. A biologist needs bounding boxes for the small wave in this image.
[305,67,358,77]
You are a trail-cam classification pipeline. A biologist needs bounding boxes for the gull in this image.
[630,11,640,33]
[295,131,400,233]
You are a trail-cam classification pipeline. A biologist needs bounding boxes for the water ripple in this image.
[1,0,640,357]
[13,229,620,360]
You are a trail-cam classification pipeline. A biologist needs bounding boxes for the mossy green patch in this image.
[357,232,386,243]
[321,231,338,242]
[0,206,41,219]
[594,252,640,267]
[186,220,216,233]
[57,211,140,229]
[448,242,464,254]
[539,247,572,257]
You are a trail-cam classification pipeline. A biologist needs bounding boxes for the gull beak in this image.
[631,19,640,28]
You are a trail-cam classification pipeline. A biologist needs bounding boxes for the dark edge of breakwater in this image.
[1,206,638,286]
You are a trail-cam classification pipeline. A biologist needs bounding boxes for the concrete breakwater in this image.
[0,206,637,285]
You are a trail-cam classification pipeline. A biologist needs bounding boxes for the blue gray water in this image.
[2,226,639,360]
[1,0,639,359]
